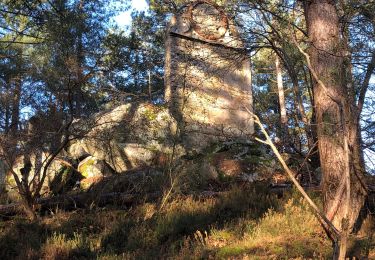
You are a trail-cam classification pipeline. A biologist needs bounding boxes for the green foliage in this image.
[102,10,165,102]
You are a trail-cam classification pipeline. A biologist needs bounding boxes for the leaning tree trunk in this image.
[304,0,366,237]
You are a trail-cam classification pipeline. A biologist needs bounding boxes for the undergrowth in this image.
[0,182,356,259]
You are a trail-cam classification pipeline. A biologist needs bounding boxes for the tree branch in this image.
[357,51,375,115]
[245,107,340,239]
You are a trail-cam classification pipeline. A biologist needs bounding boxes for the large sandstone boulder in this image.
[174,142,269,191]
[66,103,182,173]
[78,156,108,179]
[77,156,114,190]
[165,1,254,153]
[67,140,90,159]
[64,4,256,171]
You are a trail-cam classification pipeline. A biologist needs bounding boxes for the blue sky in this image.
[114,0,149,27]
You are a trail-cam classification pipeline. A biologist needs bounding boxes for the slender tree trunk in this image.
[10,48,23,133]
[304,0,366,245]
[4,83,10,133]
[22,193,37,221]
[135,52,140,93]
[275,55,288,148]
[248,56,255,134]
[10,157,37,221]
[148,70,152,101]
[291,74,320,168]
[303,68,320,167]
[5,106,10,133]
[76,0,85,117]
[281,52,319,166]
[10,75,21,133]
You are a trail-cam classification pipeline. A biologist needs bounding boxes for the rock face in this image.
[165,1,254,152]
[3,3,259,202]
[78,156,112,190]
[173,141,275,192]
[67,103,181,173]
[78,156,108,179]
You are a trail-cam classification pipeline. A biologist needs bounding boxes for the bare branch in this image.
[245,107,340,239]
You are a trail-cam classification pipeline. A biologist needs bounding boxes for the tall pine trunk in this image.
[304,0,366,234]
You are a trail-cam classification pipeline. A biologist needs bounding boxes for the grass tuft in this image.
[0,183,373,259]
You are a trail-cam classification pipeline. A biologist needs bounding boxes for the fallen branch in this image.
[245,108,340,239]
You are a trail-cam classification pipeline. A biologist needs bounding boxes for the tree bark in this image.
[148,70,152,101]
[10,75,21,133]
[304,0,366,236]
[4,82,10,133]
[22,198,37,221]
[10,48,23,133]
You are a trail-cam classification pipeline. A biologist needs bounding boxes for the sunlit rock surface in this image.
[67,103,181,173]
[165,1,254,152]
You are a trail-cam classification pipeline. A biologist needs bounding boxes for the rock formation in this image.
[67,103,181,173]
[165,1,254,152]
[3,2,258,201]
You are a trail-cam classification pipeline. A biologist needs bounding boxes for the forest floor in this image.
[0,176,374,259]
